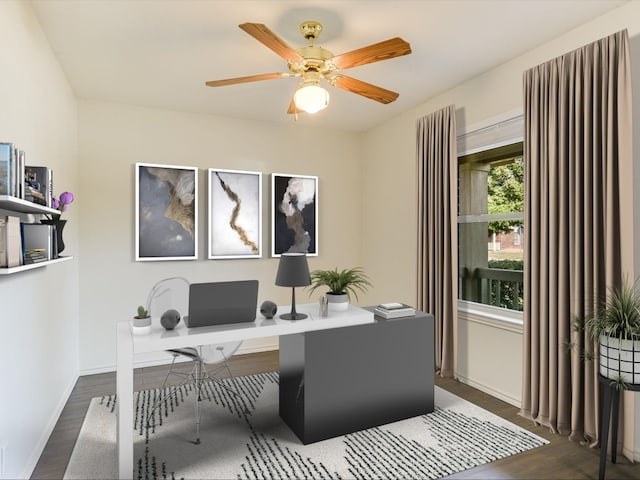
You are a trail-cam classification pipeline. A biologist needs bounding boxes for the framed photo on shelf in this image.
[208,168,262,259]
[271,173,318,257]
[135,162,198,261]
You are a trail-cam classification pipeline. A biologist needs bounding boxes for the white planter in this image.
[327,293,349,311]
[599,335,640,384]
[132,316,152,335]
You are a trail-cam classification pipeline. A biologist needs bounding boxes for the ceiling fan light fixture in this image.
[293,83,329,114]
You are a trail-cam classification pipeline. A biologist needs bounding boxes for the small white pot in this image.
[599,335,640,384]
[132,316,152,335]
[327,293,349,311]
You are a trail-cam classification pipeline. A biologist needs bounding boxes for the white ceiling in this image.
[31,0,627,133]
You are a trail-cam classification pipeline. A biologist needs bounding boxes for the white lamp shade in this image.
[294,84,330,114]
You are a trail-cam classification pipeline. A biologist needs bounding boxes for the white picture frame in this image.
[135,162,198,261]
[271,173,318,258]
[208,168,262,259]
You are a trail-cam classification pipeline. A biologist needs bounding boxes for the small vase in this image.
[132,316,152,335]
[327,293,349,311]
[41,219,67,256]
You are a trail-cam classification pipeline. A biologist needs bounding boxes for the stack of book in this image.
[1,221,56,268]
[0,143,23,198]
[22,223,53,262]
[0,142,53,207]
[374,302,416,319]
[23,248,48,264]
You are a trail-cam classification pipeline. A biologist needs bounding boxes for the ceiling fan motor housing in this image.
[290,46,335,77]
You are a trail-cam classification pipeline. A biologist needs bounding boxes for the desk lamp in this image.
[275,253,311,320]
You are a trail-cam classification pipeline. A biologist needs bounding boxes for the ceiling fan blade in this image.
[205,72,290,87]
[331,75,399,104]
[331,37,412,70]
[287,98,299,115]
[239,23,304,63]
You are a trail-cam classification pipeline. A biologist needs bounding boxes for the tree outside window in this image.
[458,145,524,311]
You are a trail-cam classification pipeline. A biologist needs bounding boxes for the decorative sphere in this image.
[260,300,277,319]
[160,309,181,330]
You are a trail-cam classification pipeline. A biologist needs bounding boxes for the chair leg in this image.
[146,355,189,429]
[201,361,249,413]
[224,362,243,396]
[194,360,202,445]
[149,354,247,445]
[223,362,250,413]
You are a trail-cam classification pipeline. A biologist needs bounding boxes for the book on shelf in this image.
[22,223,53,262]
[374,302,416,319]
[17,150,25,199]
[24,185,46,205]
[24,165,53,207]
[0,143,14,196]
[0,217,6,267]
[1,216,22,268]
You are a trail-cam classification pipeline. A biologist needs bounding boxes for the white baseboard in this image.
[622,445,636,463]
[455,373,522,408]
[79,342,279,376]
[20,370,79,480]
[236,341,278,355]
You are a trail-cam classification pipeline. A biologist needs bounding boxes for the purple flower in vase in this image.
[58,191,74,212]
[46,191,75,221]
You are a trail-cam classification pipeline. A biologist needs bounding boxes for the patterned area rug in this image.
[64,372,547,479]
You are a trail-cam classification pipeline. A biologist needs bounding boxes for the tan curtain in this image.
[417,105,457,377]
[521,30,632,445]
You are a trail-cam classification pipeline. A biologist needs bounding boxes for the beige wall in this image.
[361,0,640,459]
[77,100,363,372]
[0,2,79,478]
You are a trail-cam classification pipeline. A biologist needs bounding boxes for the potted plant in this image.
[132,305,152,333]
[571,279,640,389]
[308,267,372,311]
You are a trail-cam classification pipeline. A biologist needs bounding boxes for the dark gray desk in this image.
[279,308,434,444]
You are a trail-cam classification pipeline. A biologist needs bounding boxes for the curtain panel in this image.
[416,104,457,377]
[521,29,632,445]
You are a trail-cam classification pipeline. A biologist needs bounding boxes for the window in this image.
[458,142,524,312]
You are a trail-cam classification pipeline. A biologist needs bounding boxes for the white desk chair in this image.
[145,277,245,444]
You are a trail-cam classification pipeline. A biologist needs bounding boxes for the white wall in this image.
[0,2,79,478]
[361,0,640,459]
[77,100,363,372]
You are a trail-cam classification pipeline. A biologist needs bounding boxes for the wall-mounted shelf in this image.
[0,195,59,215]
[0,256,73,275]
[1,195,70,275]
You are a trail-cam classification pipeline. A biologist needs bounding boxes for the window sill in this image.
[457,300,523,334]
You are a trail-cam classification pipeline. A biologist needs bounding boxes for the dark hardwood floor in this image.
[31,350,637,479]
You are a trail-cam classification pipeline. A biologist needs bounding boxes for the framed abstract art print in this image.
[208,168,262,259]
[135,163,198,261]
[271,173,318,257]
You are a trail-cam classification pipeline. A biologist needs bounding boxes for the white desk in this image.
[116,303,375,479]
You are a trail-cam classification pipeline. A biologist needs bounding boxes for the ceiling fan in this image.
[205,21,412,114]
